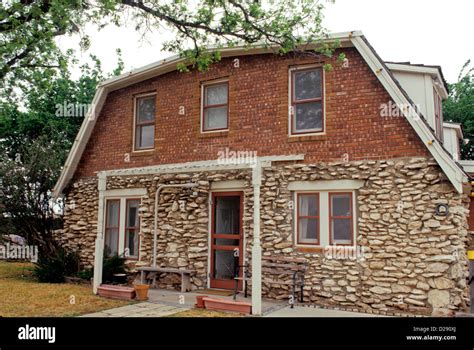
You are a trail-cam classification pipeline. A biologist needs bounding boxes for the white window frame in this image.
[293,189,358,248]
[288,64,326,137]
[200,78,230,133]
[133,92,157,152]
[103,188,146,259]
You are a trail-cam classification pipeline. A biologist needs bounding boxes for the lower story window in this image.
[104,198,141,259]
[329,193,353,245]
[105,200,120,256]
[295,191,356,247]
[125,199,140,259]
[297,193,319,245]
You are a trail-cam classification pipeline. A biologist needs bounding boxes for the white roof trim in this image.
[352,36,468,193]
[53,31,468,197]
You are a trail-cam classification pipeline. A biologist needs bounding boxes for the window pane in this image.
[298,218,318,243]
[214,249,237,279]
[137,97,155,122]
[106,201,119,227]
[294,69,322,100]
[127,200,139,227]
[206,84,228,105]
[204,106,228,130]
[294,102,323,132]
[105,228,119,256]
[298,195,318,216]
[332,194,351,216]
[333,218,351,243]
[125,229,139,258]
[215,196,240,234]
[138,124,154,149]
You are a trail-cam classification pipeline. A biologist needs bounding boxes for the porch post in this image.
[93,172,106,294]
[251,161,262,315]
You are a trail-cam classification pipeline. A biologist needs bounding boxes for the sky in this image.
[57,0,474,83]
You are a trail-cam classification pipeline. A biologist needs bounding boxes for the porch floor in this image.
[147,288,287,315]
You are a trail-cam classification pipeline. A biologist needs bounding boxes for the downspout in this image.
[251,161,262,315]
[153,183,198,267]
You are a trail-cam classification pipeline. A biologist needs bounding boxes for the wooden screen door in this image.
[210,192,243,290]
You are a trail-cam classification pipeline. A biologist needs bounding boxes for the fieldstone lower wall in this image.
[259,157,470,316]
[63,156,470,316]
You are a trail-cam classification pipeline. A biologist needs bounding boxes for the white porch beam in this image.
[251,161,262,315]
[92,172,106,294]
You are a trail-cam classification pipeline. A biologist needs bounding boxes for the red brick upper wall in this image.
[74,48,430,178]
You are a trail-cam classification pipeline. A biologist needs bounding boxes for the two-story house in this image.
[53,31,472,316]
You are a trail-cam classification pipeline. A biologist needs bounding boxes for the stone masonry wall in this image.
[63,156,470,316]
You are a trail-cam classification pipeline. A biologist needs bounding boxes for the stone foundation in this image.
[63,156,470,316]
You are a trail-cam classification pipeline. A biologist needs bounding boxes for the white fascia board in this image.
[52,86,108,198]
[100,31,360,90]
[352,36,467,193]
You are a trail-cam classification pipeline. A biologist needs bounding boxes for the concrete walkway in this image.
[265,305,386,317]
[82,302,188,317]
[83,301,384,318]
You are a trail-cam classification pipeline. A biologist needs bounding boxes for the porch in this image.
[147,288,286,315]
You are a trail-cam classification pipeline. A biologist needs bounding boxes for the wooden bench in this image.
[233,256,308,308]
[136,267,194,293]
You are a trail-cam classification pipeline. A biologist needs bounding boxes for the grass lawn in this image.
[0,261,131,317]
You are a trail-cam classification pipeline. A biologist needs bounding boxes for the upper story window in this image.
[202,81,229,132]
[290,67,324,135]
[134,94,156,151]
[433,88,443,142]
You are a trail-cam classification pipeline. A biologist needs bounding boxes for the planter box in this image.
[203,297,251,315]
[97,284,136,300]
[195,295,208,309]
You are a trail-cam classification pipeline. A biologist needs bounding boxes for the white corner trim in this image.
[104,188,147,197]
[288,180,364,191]
[351,36,468,193]
[210,180,246,190]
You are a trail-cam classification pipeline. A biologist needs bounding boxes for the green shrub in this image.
[33,247,80,283]
[77,268,93,281]
[102,254,128,283]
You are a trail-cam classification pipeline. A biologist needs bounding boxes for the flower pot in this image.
[134,284,150,301]
[195,295,208,309]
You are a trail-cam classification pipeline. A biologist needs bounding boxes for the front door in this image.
[210,192,243,290]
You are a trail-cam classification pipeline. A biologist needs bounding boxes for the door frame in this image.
[208,191,244,290]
